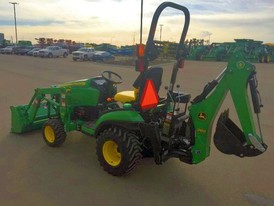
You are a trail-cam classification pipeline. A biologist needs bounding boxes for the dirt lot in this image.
[0,54,273,206]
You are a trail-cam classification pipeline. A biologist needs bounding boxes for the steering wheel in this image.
[101,71,123,84]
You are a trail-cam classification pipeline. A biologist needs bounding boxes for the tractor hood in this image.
[59,79,88,88]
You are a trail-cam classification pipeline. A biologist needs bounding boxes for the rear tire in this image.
[48,53,53,58]
[42,119,66,147]
[63,52,68,58]
[96,127,142,176]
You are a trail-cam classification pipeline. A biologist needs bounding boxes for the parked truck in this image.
[38,46,68,58]
[72,47,95,61]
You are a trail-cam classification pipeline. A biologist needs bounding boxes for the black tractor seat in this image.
[114,67,163,104]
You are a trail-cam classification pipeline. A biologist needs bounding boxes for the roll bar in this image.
[144,2,190,61]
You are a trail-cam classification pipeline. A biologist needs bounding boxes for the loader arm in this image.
[189,51,267,164]
[10,87,61,133]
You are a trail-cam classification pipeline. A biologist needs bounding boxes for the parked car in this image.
[92,51,115,62]
[13,46,25,55]
[13,46,34,55]
[117,48,134,56]
[38,46,69,58]
[3,46,17,54]
[72,47,95,61]
[0,47,5,54]
[33,49,41,57]
[18,46,36,55]
[27,48,40,56]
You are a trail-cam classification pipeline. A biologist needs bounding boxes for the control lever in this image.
[165,86,174,103]
[174,84,181,114]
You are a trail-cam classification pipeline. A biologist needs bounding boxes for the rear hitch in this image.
[213,110,267,157]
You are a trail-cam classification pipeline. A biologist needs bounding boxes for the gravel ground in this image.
[0,54,273,206]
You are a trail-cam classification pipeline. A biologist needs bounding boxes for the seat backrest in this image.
[133,66,163,101]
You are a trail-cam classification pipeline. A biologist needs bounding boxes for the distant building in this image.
[0,33,4,46]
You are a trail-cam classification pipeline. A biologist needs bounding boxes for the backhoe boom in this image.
[189,51,266,163]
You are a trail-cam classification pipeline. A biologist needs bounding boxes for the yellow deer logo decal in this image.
[198,112,207,120]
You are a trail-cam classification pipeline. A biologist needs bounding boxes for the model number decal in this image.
[197,128,206,133]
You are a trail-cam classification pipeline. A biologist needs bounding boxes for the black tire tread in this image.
[96,127,142,176]
[42,119,66,147]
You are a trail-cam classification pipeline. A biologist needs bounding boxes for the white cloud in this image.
[0,0,273,45]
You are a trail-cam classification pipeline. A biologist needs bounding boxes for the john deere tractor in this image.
[11,2,267,176]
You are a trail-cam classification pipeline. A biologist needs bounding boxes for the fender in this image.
[94,110,144,137]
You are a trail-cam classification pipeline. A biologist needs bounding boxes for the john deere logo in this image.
[236,61,245,69]
[198,112,207,120]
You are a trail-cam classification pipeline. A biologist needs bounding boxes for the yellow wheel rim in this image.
[44,125,55,143]
[102,140,121,167]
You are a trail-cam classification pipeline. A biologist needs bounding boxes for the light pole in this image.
[140,0,143,44]
[160,24,164,42]
[9,2,18,44]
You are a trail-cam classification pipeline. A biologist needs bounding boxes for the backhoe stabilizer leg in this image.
[139,123,162,164]
[213,110,267,157]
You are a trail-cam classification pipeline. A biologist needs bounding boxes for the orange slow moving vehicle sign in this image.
[140,79,159,110]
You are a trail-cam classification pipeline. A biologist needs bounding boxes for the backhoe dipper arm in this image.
[188,52,267,164]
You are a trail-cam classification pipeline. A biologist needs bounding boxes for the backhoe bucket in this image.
[10,104,52,134]
[213,110,267,157]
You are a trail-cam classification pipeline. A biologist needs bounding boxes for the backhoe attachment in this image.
[189,51,267,163]
[212,54,267,157]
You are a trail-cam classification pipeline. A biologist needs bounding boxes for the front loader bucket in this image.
[213,110,267,157]
[10,104,53,134]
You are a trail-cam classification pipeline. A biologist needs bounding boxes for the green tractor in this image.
[11,2,267,176]
[186,38,207,60]
[231,39,270,63]
[203,43,227,61]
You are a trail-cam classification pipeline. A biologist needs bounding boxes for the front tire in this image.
[42,119,66,147]
[96,128,142,176]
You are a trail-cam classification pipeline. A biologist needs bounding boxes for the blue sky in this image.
[0,0,273,45]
